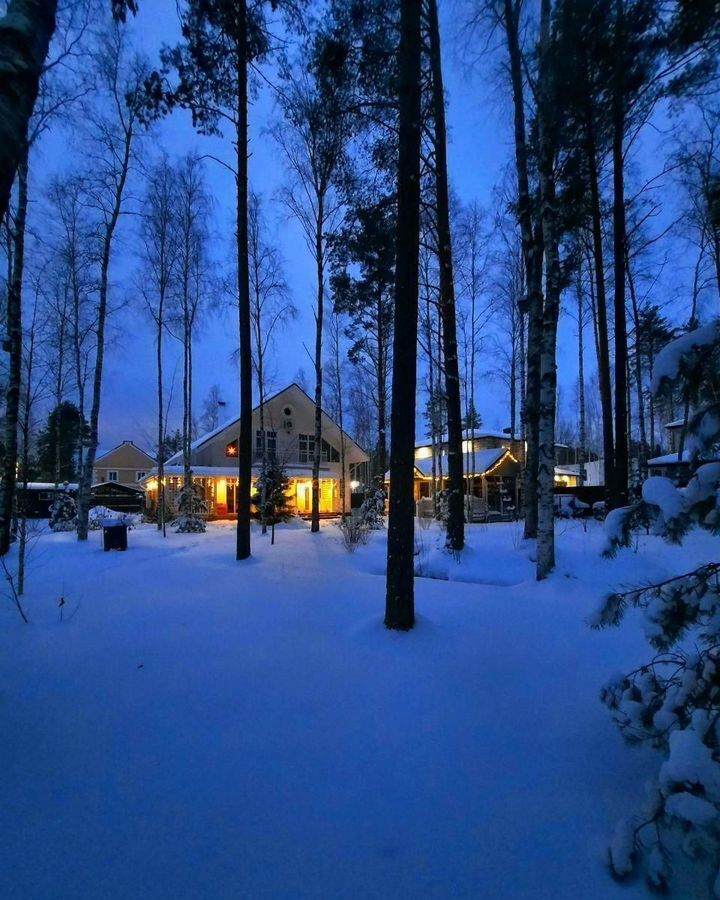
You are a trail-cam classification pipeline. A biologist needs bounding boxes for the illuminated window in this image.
[226,440,238,457]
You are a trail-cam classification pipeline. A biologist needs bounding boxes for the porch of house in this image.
[414,472,521,521]
[144,473,344,520]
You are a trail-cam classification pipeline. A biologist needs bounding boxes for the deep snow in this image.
[0,519,716,899]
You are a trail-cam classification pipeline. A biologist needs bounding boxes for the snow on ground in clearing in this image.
[0,519,716,899]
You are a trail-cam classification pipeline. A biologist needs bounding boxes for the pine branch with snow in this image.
[596,322,720,893]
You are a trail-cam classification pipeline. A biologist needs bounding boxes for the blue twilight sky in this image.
[29,0,698,455]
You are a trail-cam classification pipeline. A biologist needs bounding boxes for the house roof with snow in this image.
[648,451,720,466]
[95,440,155,464]
[386,448,518,481]
[165,383,369,466]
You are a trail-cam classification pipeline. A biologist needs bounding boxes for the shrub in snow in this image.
[338,516,368,552]
[359,477,386,530]
[49,488,77,531]
[173,483,206,533]
[595,322,720,894]
[434,488,449,527]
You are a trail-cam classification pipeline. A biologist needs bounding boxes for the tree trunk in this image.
[236,5,252,561]
[427,0,463,553]
[76,126,132,541]
[385,0,421,632]
[583,98,615,507]
[536,0,560,580]
[577,277,587,485]
[334,321,347,517]
[311,199,324,534]
[501,0,543,539]
[0,150,27,555]
[157,303,166,535]
[625,254,647,475]
[0,0,56,223]
[612,0,629,507]
[376,290,387,479]
[519,307,526,442]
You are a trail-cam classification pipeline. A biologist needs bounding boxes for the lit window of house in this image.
[226,440,238,458]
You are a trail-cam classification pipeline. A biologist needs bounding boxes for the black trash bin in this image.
[102,519,128,551]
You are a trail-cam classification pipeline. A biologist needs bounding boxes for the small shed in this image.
[91,482,145,514]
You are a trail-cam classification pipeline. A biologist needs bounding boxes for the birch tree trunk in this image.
[427,0,463,553]
[536,0,561,580]
[385,0,422,631]
[0,0,56,223]
[76,117,133,541]
[501,0,543,539]
[0,150,28,555]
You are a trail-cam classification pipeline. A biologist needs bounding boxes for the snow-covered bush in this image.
[173,483,207,533]
[434,488,449,528]
[359,477,386,530]
[88,506,136,530]
[338,516,368,552]
[594,322,720,894]
[49,488,77,531]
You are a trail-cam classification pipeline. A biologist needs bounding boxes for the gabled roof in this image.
[95,440,156,464]
[387,448,517,480]
[165,383,369,465]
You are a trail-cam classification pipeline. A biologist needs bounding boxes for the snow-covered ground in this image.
[0,519,715,899]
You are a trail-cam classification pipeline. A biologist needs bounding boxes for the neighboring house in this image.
[401,431,523,516]
[142,383,370,518]
[647,418,719,485]
[93,441,156,488]
[556,459,605,487]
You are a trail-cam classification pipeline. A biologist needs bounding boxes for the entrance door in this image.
[297,483,311,513]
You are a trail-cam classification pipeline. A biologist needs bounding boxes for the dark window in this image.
[299,433,313,463]
[255,430,277,460]
[299,434,339,463]
[321,439,340,463]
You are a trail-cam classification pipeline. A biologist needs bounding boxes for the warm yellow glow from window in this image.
[145,478,158,491]
[216,478,227,505]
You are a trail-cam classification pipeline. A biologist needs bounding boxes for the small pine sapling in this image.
[252,463,292,544]
[49,486,77,532]
[174,482,207,533]
[359,476,386,530]
[592,322,720,893]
